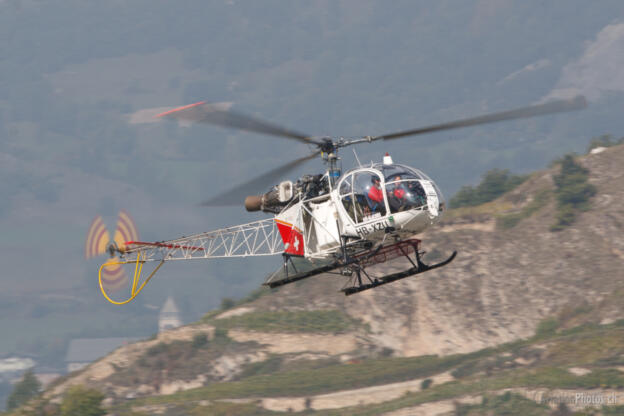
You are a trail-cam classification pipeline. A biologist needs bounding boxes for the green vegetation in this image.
[587,134,624,153]
[146,342,168,356]
[324,366,624,416]
[191,333,209,349]
[118,334,246,390]
[535,317,559,338]
[59,385,106,416]
[212,327,231,344]
[450,359,481,378]
[603,405,624,415]
[420,378,432,390]
[123,364,624,416]
[550,154,597,231]
[213,288,272,317]
[237,355,284,379]
[197,310,221,323]
[236,286,272,306]
[128,351,492,406]
[210,309,361,334]
[456,392,550,416]
[3,319,609,416]
[195,287,273,326]
[219,298,236,311]
[6,370,40,411]
[123,320,624,411]
[497,188,550,229]
[186,401,278,415]
[450,169,528,208]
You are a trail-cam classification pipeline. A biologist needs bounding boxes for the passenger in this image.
[388,175,406,212]
[392,176,405,200]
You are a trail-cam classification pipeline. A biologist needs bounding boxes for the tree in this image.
[59,385,106,416]
[586,134,624,153]
[551,154,596,231]
[6,369,41,410]
[449,168,528,208]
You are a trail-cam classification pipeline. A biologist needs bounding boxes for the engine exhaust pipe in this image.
[244,195,263,212]
[245,181,294,212]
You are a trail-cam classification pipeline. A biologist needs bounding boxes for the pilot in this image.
[368,176,384,204]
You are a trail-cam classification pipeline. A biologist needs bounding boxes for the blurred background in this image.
[2,0,624,406]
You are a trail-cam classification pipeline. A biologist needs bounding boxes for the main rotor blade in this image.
[373,95,587,141]
[157,101,320,145]
[201,151,321,206]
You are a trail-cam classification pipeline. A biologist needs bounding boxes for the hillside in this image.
[5,144,624,415]
[5,2,624,379]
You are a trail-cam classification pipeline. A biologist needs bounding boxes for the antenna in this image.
[352,148,363,167]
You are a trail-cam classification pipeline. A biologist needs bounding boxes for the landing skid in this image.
[265,256,342,289]
[264,239,456,295]
[341,244,457,295]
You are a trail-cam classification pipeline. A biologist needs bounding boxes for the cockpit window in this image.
[385,177,427,214]
[339,175,352,195]
[353,172,387,222]
[336,164,445,220]
[372,163,446,210]
[337,171,387,224]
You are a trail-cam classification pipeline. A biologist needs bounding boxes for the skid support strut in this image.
[341,240,456,295]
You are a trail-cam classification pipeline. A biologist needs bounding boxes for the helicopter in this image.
[97,96,587,305]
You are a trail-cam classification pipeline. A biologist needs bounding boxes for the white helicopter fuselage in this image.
[274,159,444,259]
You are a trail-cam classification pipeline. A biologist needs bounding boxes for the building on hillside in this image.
[0,357,35,383]
[65,338,139,373]
[159,296,182,332]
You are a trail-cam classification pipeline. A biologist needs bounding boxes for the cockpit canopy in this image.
[373,163,444,202]
[372,163,433,182]
[336,163,444,223]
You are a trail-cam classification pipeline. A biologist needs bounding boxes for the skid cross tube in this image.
[342,244,457,295]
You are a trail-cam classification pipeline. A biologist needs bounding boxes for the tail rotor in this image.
[85,210,139,292]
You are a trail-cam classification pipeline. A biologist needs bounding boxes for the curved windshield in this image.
[372,163,427,180]
[385,177,427,213]
[373,163,445,210]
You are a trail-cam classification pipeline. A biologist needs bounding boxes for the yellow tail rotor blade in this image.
[85,215,111,259]
[113,210,139,251]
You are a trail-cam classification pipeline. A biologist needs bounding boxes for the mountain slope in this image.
[7,144,624,415]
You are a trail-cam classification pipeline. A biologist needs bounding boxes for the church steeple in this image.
[158,296,182,332]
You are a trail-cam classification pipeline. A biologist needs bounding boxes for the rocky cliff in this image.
[13,144,624,415]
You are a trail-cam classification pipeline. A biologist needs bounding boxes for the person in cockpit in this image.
[367,176,384,213]
[388,175,406,212]
[368,176,383,203]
